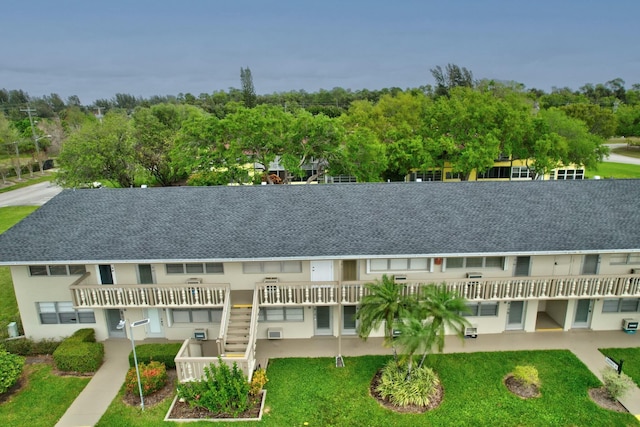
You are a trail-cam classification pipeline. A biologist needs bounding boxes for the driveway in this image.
[605,143,640,165]
[0,181,63,207]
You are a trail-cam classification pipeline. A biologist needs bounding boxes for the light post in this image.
[117,318,150,410]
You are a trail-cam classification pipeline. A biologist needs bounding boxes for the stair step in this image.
[225,345,247,352]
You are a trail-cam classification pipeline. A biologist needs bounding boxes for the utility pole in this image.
[20,106,44,175]
[12,141,21,180]
[95,106,104,123]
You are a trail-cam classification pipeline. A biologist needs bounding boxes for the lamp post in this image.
[117,318,150,410]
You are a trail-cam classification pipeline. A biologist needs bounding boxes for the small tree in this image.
[601,367,634,400]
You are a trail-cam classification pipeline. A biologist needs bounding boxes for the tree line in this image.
[1,65,639,187]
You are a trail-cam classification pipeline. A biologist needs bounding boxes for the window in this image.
[446,172,462,180]
[165,263,224,275]
[556,169,584,180]
[28,265,87,276]
[258,307,304,321]
[242,261,302,274]
[369,258,429,272]
[602,298,640,313]
[445,257,504,269]
[412,170,442,182]
[478,167,510,179]
[170,308,222,323]
[511,167,534,179]
[37,302,95,324]
[463,302,499,317]
[609,253,640,265]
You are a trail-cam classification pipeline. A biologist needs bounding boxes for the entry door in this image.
[144,308,165,338]
[106,309,125,338]
[314,306,333,335]
[582,255,599,275]
[138,264,154,284]
[98,264,115,284]
[311,260,334,282]
[572,299,593,328]
[342,305,357,335]
[506,301,526,330]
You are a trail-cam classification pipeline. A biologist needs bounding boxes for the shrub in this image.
[177,359,250,416]
[513,365,540,387]
[53,330,103,373]
[128,343,182,368]
[2,338,61,356]
[0,346,25,394]
[249,368,268,397]
[601,367,635,400]
[376,359,440,407]
[125,361,168,396]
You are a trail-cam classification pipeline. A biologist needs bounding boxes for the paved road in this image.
[605,143,640,165]
[0,181,63,208]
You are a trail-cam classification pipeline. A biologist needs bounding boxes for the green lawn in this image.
[97,351,638,426]
[0,174,54,195]
[599,347,640,388]
[0,364,90,427]
[586,162,640,179]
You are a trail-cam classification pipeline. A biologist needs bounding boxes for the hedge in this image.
[53,329,104,373]
[128,343,182,368]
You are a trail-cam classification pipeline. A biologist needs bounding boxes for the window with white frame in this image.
[29,265,86,276]
[445,257,504,269]
[463,302,499,317]
[37,302,95,324]
[556,169,584,180]
[609,254,640,265]
[511,167,534,179]
[602,298,640,313]
[258,307,304,321]
[369,258,429,272]
[170,308,222,323]
[242,261,302,274]
[165,263,224,274]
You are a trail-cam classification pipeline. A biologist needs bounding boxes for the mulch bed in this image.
[369,369,443,414]
[503,374,541,399]
[588,387,628,413]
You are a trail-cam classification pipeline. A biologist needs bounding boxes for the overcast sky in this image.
[2,0,639,105]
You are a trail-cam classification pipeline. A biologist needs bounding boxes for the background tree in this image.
[57,112,136,187]
[430,64,474,97]
[240,67,257,108]
[560,103,617,139]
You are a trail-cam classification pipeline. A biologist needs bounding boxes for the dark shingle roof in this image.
[0,180,639,264]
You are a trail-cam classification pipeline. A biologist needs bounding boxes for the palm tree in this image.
[355,274,410,361]
[394,315,435,380]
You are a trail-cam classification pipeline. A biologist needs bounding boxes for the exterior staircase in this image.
[224,305,252,356]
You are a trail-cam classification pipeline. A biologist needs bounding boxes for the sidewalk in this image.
[56,331,640,426]
[55,339,131,427]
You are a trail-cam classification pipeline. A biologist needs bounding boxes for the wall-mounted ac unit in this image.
[186,277,202,285]
[393,275,407,281]
[622,319,638,331]
[467,273,482,279]
[263,277,279,283]
[464,324,478,338]
[631,269,640,275]
[194,328,208,340]
[267,328,283,339]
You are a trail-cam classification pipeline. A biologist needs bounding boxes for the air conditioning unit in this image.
[186,277,202,285]
[263,277,279,283]
[267,328,283,339]
[622,319,638,332]
[464,324,478,338]
[393,275,407,281]
[194,328,208,340]
[467,273,482,279]
[631,269,640,275]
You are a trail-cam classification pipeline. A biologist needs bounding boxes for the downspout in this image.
[336,259,344,367]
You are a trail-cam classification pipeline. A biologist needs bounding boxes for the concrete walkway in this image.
[56,331,640,425]
[55,339,131,427]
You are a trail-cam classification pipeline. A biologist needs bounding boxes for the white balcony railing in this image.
[69,273,229,308]
[257,274,640,305]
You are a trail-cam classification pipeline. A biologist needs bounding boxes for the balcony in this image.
[69,272,229,308]
[256,274,640,305]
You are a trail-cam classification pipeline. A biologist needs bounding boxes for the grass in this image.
[612,146,640,159]
[599,347,640,388]
[585,162,640,179]
[97,351,638,426]
[0,206,38,338]
[0,364,90,427]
